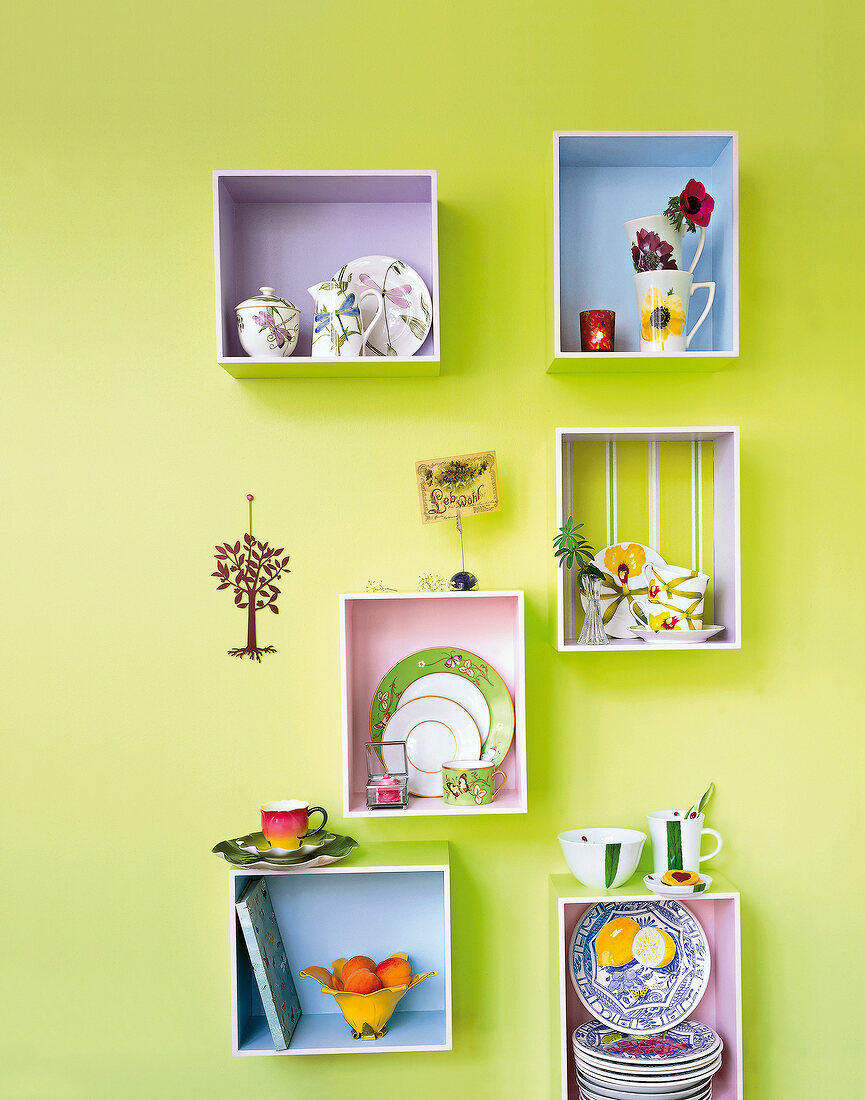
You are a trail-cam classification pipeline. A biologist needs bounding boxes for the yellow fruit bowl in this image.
[300,954,436,1040]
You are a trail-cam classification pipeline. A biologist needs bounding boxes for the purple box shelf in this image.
[213,171,440,378]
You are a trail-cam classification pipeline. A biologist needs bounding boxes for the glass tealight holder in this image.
[579,309,615,352]
[365,742,409,810]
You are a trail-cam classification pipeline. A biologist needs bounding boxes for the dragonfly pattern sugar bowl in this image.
[235,287,301,358]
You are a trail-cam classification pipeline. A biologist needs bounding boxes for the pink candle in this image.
[374,774,402,804]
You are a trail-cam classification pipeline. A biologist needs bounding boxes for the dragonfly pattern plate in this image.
[569,900,710,1035]
[336,255,432,357]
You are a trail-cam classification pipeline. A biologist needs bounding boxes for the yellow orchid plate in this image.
[300,954,436,1040]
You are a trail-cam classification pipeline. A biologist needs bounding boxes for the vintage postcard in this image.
[415,451,501,524]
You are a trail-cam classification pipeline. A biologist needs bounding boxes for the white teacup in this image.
[647,811,722,876]
[632,270,715,353]
[646,562,710,631]
[558,828,647,890]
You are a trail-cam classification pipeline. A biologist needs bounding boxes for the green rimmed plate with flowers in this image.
[369,647,515,768]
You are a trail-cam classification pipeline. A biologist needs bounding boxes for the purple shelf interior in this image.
[216,174,437,359]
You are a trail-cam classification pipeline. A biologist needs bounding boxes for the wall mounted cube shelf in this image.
[340,592,527,816]
[229,842,451,1055]
[552,875,743,1100]
[556,428,741,650]
[550,132,738,371]
[214,171,440,378]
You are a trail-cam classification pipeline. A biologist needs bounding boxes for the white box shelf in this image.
[552,875,743,1100]
[556,427,741,651]
[340,591,527,816]
[230,842,451,1055]
[214,170,440,378]
[551,132,738,370]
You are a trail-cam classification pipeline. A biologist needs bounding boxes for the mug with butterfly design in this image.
[442,759,507,807]
[308,279,383,357]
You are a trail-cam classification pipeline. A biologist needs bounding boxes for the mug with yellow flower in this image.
[633,270,715,353]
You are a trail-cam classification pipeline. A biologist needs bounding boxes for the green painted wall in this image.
[2,1,862,1096]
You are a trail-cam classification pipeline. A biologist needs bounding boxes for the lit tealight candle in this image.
[579,310,615,352]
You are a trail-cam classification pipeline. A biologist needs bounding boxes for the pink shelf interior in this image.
[561,898,740,1100]
[343,595,524,812]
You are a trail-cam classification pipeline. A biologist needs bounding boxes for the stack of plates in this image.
[368,647,514,797]
[572,1021,723,1100]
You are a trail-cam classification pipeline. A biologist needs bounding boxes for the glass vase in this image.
[578,574,608,645]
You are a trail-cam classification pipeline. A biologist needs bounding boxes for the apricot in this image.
[329,974,344,991]
[343,968,383,994]
[375,955,411,988]
[342,955,376,985]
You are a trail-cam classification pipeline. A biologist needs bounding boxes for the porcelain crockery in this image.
[647,811,723,876]
[308,280,383,357]
[646,562,710,630]
[572,1020,722,1068]
[624,214,706,276]
[383,696,481,796]
[632,270,715,354]
[260,799,328,851]
[559,828,647,889]
[337,254,433,357]
[644,872,713,898]
[235,287,301,358]
[631,627,724,645]
[442,758,506,806]
[570,899,711,1034]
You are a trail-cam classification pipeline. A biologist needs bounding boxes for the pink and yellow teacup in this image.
[260,800,328,851]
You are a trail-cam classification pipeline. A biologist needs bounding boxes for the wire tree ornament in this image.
[212,495,290,661]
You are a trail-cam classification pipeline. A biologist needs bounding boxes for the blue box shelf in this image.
[228,842,452,1055]
[551,132,738,370]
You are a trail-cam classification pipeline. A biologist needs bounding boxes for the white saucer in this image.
[631,626,724,645]
[644,872,713,898]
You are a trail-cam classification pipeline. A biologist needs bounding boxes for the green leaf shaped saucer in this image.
[212,830,358,868]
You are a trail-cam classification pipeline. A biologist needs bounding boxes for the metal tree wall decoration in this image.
[212,495,290,661]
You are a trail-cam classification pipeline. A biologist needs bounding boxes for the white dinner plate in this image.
[631,626,724,645]
[576,1060,717,1095]
[396,672,491,747]
[383,695,481,796]
[335,254,432,357]
[578,1081,712,1100]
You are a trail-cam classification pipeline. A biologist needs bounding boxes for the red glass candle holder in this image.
[579,310,615,352]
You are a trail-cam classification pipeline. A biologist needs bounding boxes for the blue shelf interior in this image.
[558,135,735,354]
[234,870,448,1053]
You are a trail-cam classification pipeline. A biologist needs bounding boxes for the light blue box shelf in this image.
[229,842,452,1055]
[551,132,738,370]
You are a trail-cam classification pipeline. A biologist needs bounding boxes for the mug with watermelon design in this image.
[647,810,723,875]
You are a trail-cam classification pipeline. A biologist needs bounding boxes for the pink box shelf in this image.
[552,875,743,1100]
[339,592,527,817]
[213,170,440,378]
[556,427,741,651]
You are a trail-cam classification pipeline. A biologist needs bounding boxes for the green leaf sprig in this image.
[553,517,603,580]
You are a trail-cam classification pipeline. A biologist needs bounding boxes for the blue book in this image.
[236,878,301,1050]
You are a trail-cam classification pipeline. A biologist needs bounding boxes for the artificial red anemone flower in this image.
[678,179,715,228]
